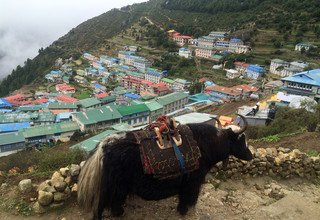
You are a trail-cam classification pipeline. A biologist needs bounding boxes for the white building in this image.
[295,43,316,51]
[226,69,241,79]
[144,68,163,83]
[179,48,192,58]
[133,58,152,73]
[270,59,289,75]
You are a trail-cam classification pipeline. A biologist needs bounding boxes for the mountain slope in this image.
[0,0,320,96]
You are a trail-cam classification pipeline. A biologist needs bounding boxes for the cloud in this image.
[0,0,146,78]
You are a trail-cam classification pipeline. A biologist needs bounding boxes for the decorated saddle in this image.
[133,116,201,179]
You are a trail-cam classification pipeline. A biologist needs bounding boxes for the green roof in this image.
[22,122,79,138]
[48,102,77,109]
[156,92,188,106]
[18,105,43,112]
[145,101,163,112]
[73,105,122,125]
[99,95,116,103]
[117,104,150,116]
[212,55,223,59]
[161,78,175,84]
[77,98,101,108]
[128,71,144,78]
[0,132,25,146]
[0,112,55,123]
[72,129,116,152]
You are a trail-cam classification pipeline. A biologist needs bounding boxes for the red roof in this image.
[56,83,75,92]
[199,77,210,83]
[205,85,241,96]
[95,93,108,98]
[141,80,154,85]
[32,98,48,104]
[56,95,78,103]
[174,35,193,39]
[234,62,249,67]
[231,84,259,93]
[5,94,25,102]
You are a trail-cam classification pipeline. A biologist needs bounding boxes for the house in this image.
[212,54,224,62]
[100,56,119,67]
[195,47,215,59]
[295,42,316,51]
[95,93,108,99]
[98,95,116,105]
[197,36,216,48]
[150,82,170,96]
[229,38,244,50]
[144,68,163,83]
[22,121,80,143]
[76,98,102,111]
[55,95,78,103]
[55,83,76,94]
[270,59,289,75]
[214,40,230,49]
[117,104,150,126]
[74,76,87,84]
[234,45,250,54]
[48,102,78,114]
[173,35,193,46]
[161,78,175,89]
[0,132,25,154]
[179,48,192,58]
[76,69,86,76]
[0,112,56,125]
[155,92,189,115]
[18,105,43,112]
[118,51,136,60]
[208,31,228,40]
[281,69,320,101]
[237,105,270,126]
[0,98,12,109]
[234,62,249,73]
[121,76,143,93]
[226,69,241,79]
[133,57,152,73]
[83,52,98,61]
[55,112,73,123]
[167,29,180,38]
[62,76,70,84]
[72,105,122,132]
[128,45,139,52]
[231,84,259,99]
[173,78,191,91]
[205,85,242,101]
[85,67,98,76]
[245,65,265,79]
[145,101,163,122]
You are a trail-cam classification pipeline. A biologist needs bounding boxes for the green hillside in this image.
[1,0,320,96]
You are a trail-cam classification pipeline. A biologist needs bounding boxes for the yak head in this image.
[214,115,253,161]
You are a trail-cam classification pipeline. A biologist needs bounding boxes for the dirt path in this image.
[1,177,319,220]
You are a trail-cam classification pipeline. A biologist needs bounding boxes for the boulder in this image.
[64,176,72,186]
[256,148,267,158]
[49,202,64,209]
[33,202,46,214]
[38,181,56,193]
[38,190,53,206]
[70,164,81,177]
[51,171,64,185]
[71,184,78,196]
[18,179,32,193]
[59,167,70,177]
[54,192,68,202]
[80,161,86,168]
[54,181,67,192]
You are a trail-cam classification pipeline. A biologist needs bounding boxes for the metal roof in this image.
[0,98,12,108]
[0,122,30,133]
[77,98,101,108]
[0,112,56,123]
[145,101,163,112]
[117,104,150,116]
[282,69,320,87]
[48,102,77,109]
[156,92,189,106]
[0,131,25,146]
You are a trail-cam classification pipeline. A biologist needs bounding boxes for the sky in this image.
[0,0,147,79]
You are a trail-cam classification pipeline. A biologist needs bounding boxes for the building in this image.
[48,102,78,114]
[144,101,163,122]
[197,36,216,48]
[117,104,150,126]
[83,52,98,61]
[0,112,56,125]
[72,105,122,132]
[76,98,102,111]
[229,38,243,49]
[281,69,320,101]
[22,121,80,143]
[55,83,76,94]
[161,78,175,89]
[214,40,230,49]
[206,85,242,101]
[100,56,119,67]
[245,65,265,79]
[270,59,289,75]
[212,54,223,62]
[295,42,316,51]
[133,58,152,73]
[156,92,189,115]
[195,46,215,59]
[118,51,136,60]
[55,95,78,103]
[74,76,87,84]
[173,35,193,46]
[179,48,192,58]
[208,31,228,40]
[173,78,191,91]
[0,122,30,133]
[0,132,25,154]
[234,45,250,54]
[150,82,170,96]
[0,98,12,109]
[226,69,241,79]
[270,59,308,77]
[144,68,163,83]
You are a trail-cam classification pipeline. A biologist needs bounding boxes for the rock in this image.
[64,186,71,199]
[256,148,267,158]
[51,171,64,185]
[64,176,72,186]
[264,189,272,196]
[49,202,64,209]
[266,147,278,157]
[18,179,32,193]
[278,147,291,153]
[30,197,36,202]
[80,161,86,168]
[1,183,8,189]
[54,181,67,192]
[38,181,56,193]
[59,167,70,177]
[33,201,46,214]
[38,191,53,206]
[54,192,68,202]
[71,184,78,196]
[70,164,81,177]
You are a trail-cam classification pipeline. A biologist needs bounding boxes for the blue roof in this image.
[56,112,73,122]
[94,83,103,88]
[124,93,141,100]
[204,81,215,86]
[146,68,163,77]
[50,70,62,75]
[0,109,13,113]
[230,38,242,43]
[0,98,12,108]
[282,69,320,87]
[247,65,265,73]
[0,122,30,133]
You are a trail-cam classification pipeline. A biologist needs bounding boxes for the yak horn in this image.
[234,114,248,135]
[210,117,222,128]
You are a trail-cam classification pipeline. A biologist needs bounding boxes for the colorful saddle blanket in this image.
[133,124,201,179]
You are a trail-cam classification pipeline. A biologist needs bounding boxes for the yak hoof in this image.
[177,204,189,216]
[111,207,124,217]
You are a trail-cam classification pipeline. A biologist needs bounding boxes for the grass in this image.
[73,89,91,100]
[307,150,319,157]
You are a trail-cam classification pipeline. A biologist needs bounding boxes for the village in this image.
[0,29,319,156]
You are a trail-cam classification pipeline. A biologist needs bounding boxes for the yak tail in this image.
[77,142,105,214]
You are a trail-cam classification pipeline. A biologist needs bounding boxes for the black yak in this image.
[77,115,253,219]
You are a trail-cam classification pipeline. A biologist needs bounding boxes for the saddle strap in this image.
[172,140,186,172]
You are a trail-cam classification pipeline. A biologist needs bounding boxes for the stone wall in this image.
[211,147,320,179]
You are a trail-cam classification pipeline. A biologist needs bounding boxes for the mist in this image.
[0,0,147,79]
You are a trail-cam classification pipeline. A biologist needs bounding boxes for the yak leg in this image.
[110,187,127,217]
[177,180,202,215]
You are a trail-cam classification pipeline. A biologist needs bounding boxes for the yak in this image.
[77,115,253,219]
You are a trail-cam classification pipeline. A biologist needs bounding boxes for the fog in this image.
[0,0,147,79]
